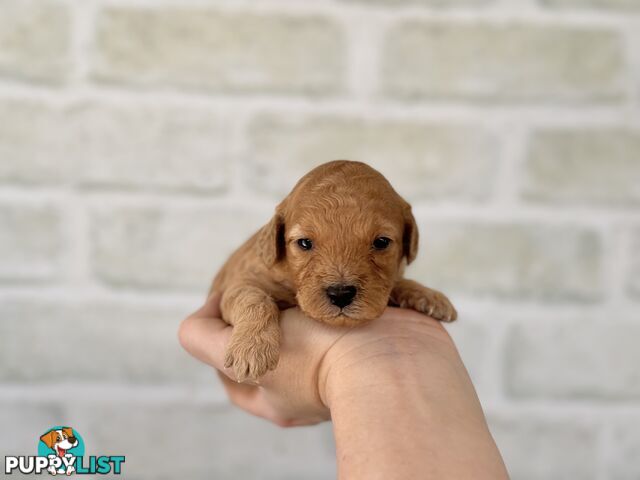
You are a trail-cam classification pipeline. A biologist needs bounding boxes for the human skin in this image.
[179,293,509,480]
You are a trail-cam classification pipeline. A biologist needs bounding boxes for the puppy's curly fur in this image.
[211,160,457,382]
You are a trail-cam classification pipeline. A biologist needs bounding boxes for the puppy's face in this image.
[287,205,409,326]
[259,162,418,326]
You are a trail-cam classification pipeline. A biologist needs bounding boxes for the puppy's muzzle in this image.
[326,284,357,308]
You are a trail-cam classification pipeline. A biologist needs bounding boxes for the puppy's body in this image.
[212,161,456,381]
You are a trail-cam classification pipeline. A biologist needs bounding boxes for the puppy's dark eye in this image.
[373,237,391,250]
[297,238,313,251]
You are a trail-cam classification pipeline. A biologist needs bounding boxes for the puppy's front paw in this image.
[224,326,280,383]
[393,285,457,323]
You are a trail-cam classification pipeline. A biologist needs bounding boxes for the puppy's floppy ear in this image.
[40,431,57,449]
[62,427,74,438]
[402,204,419,264]
[258,212,286,267]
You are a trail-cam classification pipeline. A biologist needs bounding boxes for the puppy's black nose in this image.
[68,436,77,444]
[326,284,357,308]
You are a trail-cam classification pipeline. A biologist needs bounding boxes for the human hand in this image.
[178,292,340,427]
[179,292,509,478]
[179,291,476,427]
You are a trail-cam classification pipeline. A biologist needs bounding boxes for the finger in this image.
[216,372,282,421]
[217,372,324,427]
[179,314,231,369]
[178,296,232,370]
[180,293,265,384]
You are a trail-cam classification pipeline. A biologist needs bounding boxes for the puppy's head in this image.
[259,160,418,326]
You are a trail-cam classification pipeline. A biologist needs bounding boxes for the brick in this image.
[92,8,345,95]
[541,0,640,10]
[629,227,640,299]
[445,320,488,392]
[248,115,499,201]
[488,413,598,480]
[91,204,267,290]
[0,0,71,84]
[74,103,230,191]
[524,128,640,206]
[606,418,640,480]
[0,99,230,191]
[0,402,64,456]
[505,319,640,399]
[382,22,625,102]
[343,0,489,4]
[70,402,335,479]
[0,201,64,281]
[0,99,75,185]
[0,299,213,385]
[410,221,603,301]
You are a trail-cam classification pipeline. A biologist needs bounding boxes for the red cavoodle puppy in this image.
[211,160,457,382]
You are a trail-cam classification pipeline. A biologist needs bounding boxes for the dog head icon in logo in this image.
[38,427,85,476]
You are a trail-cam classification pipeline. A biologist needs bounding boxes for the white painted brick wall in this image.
[0,0,638,478]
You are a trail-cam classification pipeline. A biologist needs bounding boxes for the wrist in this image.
[315,310,510,479]
[319,333,444,479]
[318,333,433,410]
[317,310,462,411]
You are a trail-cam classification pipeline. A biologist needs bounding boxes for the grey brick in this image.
[606,417,640,480]
[0,201,64,281]
[91,204,266,291]
[0,402,64,457]
[0,299,212,385]
[541,0,640,10]
[505,319,640,399]
[0,99,230,191]
[343,0,490,5]
[446,320,488,392]
[92,8,345,95]
[0,100,76,185]
[0,0,71,84]
[247,115,499,201]
[524,128,640,206]
[488,413,598,480]
[73,103,230,192]
[382,22,625,102]
[70,402,335,480]
[629,227,640,300]
[410,221,603,301]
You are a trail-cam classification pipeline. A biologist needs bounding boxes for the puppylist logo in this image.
[5,426,125,475]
